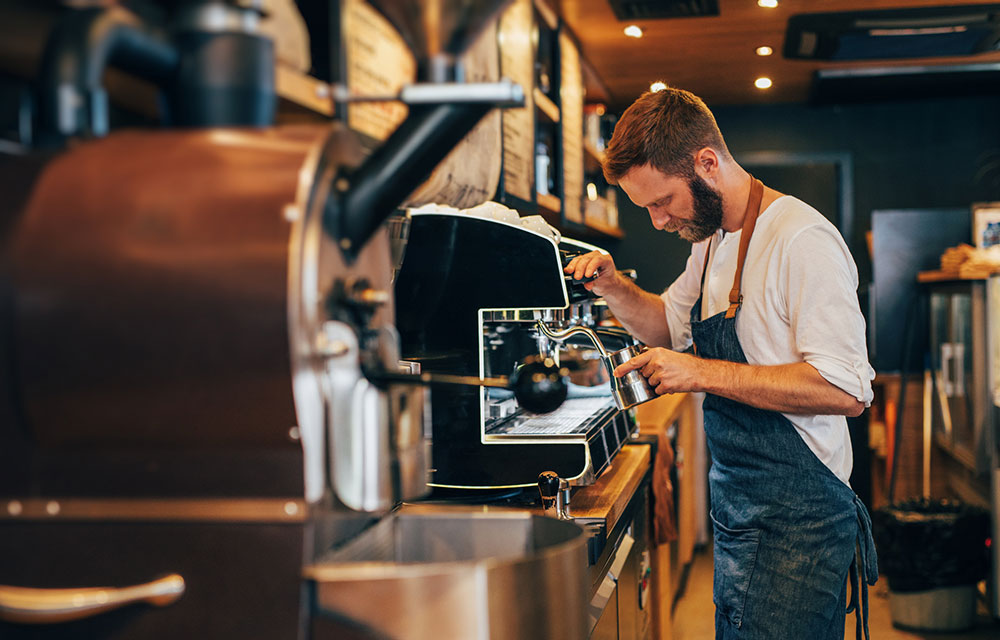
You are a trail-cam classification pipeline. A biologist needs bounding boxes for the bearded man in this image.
[565,87,878,640]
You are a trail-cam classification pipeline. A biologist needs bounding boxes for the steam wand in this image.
[535,322,610,358]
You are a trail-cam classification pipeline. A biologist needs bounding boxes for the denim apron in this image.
[691,177,878,640]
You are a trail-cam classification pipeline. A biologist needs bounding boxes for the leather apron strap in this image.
[700,176,765,319]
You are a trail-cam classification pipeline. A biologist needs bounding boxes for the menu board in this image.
[342,0,415,141]
[560,31,584,224]
[406,21,503,209]
[498,0,536,203]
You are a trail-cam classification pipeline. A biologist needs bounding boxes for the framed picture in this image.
[972,202,1000,249]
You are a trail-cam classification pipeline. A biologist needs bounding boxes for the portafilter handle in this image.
[369,356,568,414]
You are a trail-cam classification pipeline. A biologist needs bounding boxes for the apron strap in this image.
[847,494,879,640]
[725,176,764,319]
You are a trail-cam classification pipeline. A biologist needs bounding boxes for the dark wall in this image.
[606,95,1000,293]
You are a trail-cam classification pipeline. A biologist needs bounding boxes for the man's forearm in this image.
[601,274,672,347]
[696,359,864,417]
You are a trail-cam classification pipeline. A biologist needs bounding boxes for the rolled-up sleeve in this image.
[660,241,709,352]
[783,225,875,405]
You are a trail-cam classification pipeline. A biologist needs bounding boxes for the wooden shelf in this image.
[583,194,623,239]
[917,269,999,283]
[537,191,561,216]
[582,219,624,239]
[276,65,335,117]
[534,88,560,123]
[583,140,605,166]
[538,193,624,240]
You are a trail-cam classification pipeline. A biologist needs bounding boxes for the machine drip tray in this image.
[486,397,615,436]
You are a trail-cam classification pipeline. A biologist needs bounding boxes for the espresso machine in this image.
[394,208,642,490]
[0,1,588,638]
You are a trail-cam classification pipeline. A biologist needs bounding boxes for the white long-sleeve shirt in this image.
[660,195,875,484]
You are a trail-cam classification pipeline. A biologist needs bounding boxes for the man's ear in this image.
[693,147,720,179]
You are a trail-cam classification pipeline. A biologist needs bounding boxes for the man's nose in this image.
[649,210,667,230]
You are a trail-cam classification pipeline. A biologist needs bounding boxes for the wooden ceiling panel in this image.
[559,0,1000,108]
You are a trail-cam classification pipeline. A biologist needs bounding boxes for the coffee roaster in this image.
[0,1,589,638]
[395,209,641,490]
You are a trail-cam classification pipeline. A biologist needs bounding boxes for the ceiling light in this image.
[754,77,773,89]
[624,25,643,38]
[758,0,778,7]
[756,46,773,56]
[650,81,667,92]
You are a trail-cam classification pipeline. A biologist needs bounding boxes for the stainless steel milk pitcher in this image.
[534,323,658,410]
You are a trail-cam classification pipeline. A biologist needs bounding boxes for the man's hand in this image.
[612,347,703,395]
[562,249,673,348]
[563,250,621,297]
[615,349,865,417]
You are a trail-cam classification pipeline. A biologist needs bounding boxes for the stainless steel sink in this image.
[305,505,588,640]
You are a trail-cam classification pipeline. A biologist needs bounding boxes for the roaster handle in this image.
[0,574,185,624]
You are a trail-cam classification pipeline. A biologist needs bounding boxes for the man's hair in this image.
[602,86,731,184]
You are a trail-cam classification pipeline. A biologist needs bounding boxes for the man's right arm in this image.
[563,251,672,348]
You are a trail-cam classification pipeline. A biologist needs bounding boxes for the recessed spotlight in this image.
[756,46,773,56]
[758,0,778,7]
[754,77,773,89]
[650,81,667,92]
[624,25,643,38]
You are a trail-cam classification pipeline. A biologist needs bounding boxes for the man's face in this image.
[618,163,723,243]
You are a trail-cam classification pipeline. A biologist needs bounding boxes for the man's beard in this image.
[672,175,723,243]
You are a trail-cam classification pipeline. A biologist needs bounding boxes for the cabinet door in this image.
[987,277,1000,463]
[930,291,952,442]
[950,291,976,458]
[930,285,980,470]
[590,583,619,640]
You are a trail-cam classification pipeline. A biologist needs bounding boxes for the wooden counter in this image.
[571,443,650,533]
[636,393,689,432]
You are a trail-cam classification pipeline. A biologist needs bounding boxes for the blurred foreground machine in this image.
[0,1,588,638]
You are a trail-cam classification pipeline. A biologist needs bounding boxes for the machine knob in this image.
[538,471,560,501]
[509,356,568,414]
[538,471,572,520]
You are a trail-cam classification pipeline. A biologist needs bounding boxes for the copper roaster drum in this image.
[0,124,383,497]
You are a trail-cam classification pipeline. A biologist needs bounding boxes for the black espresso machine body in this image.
[394,211,637,490]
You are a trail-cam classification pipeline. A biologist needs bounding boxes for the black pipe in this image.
[37,6,178,141]
[326,101,493,256]
[170,30,275,128]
